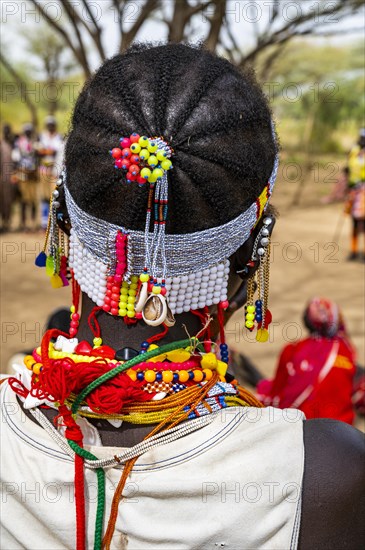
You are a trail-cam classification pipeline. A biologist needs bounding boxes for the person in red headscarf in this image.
[257,297,356,424]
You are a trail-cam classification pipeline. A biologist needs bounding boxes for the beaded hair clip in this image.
[110,133,173,186]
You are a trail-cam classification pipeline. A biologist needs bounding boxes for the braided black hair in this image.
[66,43,277,233]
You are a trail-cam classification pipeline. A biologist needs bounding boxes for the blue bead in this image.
[189,371,194,380]
[220,343,228,351]
[141,341,149,349]
[156,372,162,382]
[255,315,262,322]
[137,372,144,381]
[173,373,179,383]
[255,300,262,307]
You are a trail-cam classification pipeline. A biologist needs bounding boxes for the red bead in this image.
[120,137,131,148]
[122,148,131,158]
[220,300,229,310]
[130,133,140,143]
[114,274,122,283]
[121,159,131,170]
[135,312,142,319]
[111,308,119,316]
[160,287,167,296]
[107,276,114,283]
[103,304,111,312]
[111,147,122,159]
[104,296,111,305]
[137,175,147,185]
[69,327,77,337]
[72,313,80,321]
[126,172,137,182]
[129,164,140,176]
[70,320,78,328]
[112,285,120,294]
[111,293,120,301]
[106,289,112,296]
[114,159,123,169]
[130,154,140,164]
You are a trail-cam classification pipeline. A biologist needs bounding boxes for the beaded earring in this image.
[35,173,69,288]
[244,217,273,342]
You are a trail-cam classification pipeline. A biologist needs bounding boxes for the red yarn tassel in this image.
[217,302,226,345]
[147,323,168,344]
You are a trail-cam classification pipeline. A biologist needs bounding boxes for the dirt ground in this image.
[1,191,364,428]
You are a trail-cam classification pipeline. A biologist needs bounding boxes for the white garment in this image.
[0,378,305,550]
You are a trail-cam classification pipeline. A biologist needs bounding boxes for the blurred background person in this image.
[256,297,356,424]
[13,123,39,232]
[0,124,15,233]
[346,129,365,261]
[38,116,64,229]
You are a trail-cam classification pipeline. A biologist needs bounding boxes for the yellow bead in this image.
[147,141,158,153]
[119,309,127,316]
[247,305,255,313]
[216,360,228,377]
[127,311,135,318]
[201,352,218,370]
[130,283,138,290]
[152,168,164,180]
[166,349,190,363]
[202,368,213,380]
[140,167,151,179]
[156,150,167,161]
[162,371,173,383]
[127,369,137,381]
[140,273,149,283]
[193,369,204,382]
[138,136,149,147]
[122,281,129,288]
[179,370,189,383]
[256,328,269,343]
[129,289,137,297]
[70,305,76,313]
[33,363,42,375]
[139,148,150,160]
[24,355,35,369]
[145,370,156,383]
[245,320,254,328]
[130,143,141,153]
[148,172,158,183]
[131,275,139,283]
[147,155,158,167]
[127,295,135,304]
[126,304,134,311]
[152,285,161,294]
[246,313,255,321]
[161,159,172,171]
[119,299,127,307]
[120,288,128,295]
[93,337,102,347]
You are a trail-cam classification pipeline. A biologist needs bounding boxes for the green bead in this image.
[139,148,150,160]
[140,167,152,179]
[161,159,172,171]
[156,150,167,161]
[138,136,149,147]
[130,143,141,153]
[153,168,164,180]
[147,141,158,153]
[147,155,158,168]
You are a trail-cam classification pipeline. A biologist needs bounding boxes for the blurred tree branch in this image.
[0,52,39,129]
[23,0,364,81]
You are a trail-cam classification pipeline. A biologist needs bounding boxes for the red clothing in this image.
[257,336,356,424]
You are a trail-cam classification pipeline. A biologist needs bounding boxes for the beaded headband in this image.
[38,128,278,327]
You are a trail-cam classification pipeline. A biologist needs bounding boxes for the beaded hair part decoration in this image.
[37,126,279,329]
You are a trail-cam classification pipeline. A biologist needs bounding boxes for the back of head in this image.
[65,43,277,233]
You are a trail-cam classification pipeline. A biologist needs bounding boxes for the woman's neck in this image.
[76,294,204,351]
